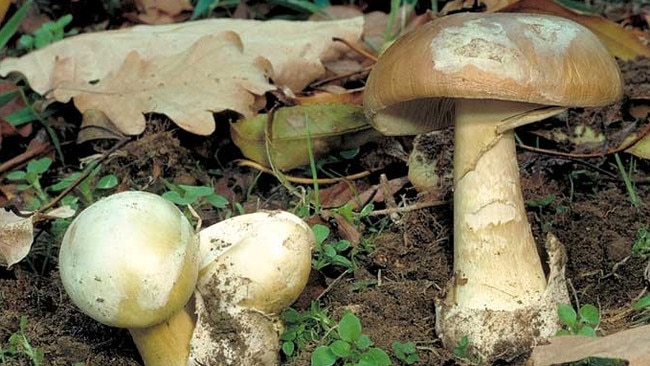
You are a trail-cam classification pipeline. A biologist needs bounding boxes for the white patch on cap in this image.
[518,15,578,56]
[431,18,526,82]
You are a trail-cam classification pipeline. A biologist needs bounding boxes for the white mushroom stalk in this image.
[189,211,314,365]
[362,12,623,360]
[59,191,199,366]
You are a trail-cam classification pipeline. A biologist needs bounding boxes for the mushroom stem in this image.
[129,303,195,366]
[453,99,547,307]
[436,99,568,357]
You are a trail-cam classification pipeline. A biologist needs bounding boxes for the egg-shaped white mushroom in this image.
[59,191,199,366]
[188,211,314,365]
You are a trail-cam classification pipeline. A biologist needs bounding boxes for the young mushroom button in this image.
[59,191,199,366]
[363,12,623,360]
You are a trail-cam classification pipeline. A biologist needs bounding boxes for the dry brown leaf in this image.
[0,17,363,96]
[54,33,274,135]
[136,0,193,24]
[0,209,33,268]
[529,325,650,365]
[500,0,650,60]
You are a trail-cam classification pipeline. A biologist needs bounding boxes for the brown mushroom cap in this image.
[363,12,624,136]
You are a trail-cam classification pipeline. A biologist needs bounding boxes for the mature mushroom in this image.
[189,211,314,365]
[363,12,623,359]
[59,191,199,366]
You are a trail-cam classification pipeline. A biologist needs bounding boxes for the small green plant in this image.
[525,194,567,231]
[6,157,53,210]
[631,228,650,258]
[311,224,354,272]
[451,336,482,364]
[49,167,118,208]
[280,302,336,359]
[17,14,76,51]
[311,312,391,366]
[556,303,600,337]
[613,153,640,207]
[391,341,419,365]
[162,183,229,209]
[0,316,44,366]
[632,294,650,324]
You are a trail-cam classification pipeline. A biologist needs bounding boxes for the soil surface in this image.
[2,1,650,366]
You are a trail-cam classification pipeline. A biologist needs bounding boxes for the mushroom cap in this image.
[363,12,624,136]
[197,211,314,315]
[59,191,199,328]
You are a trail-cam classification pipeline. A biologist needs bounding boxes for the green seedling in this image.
[451,335,482,365]
[632,294,650,324]
[162,183,229,209]
[525,194,567,231]
[0,316,43,366]
[556,303,600,337]
[311,224,354,272]
[391,341,419,365]
[48,167,118,208]
[632,228,650,258]
[6,157,52,210]
[311,312,391,366]
[281,302,335,358]
[613,153,640,207]
[17,14,76,51]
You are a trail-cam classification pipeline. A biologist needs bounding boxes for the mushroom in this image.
[188,211,314,365]
[59,191,199,365]
[59,191,313,366]
[363,12,623,359]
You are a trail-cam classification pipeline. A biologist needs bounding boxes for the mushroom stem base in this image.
[129,303,195,366]
[436,233,569,360]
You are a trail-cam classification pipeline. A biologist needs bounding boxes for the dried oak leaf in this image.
[54,32,274,135]
[0,209,33,268]
[0,17,363,96]
[135,0,193,24]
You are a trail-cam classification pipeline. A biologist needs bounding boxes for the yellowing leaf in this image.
[0,0,10,24]
[0,209,33,268]
[53,33,274,136]
[500,0,650,60]
[231,104,381,170]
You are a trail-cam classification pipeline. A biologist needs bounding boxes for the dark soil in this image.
[2,1,650,366]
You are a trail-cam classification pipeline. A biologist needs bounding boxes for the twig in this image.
[236,159,371,184]
[331,36,378,62]
[368,198,447,216]
[309,66,373,88]
[0,140,52,174]
[39,138,130,213]
[316,269,350,302]
[516,118,650,159]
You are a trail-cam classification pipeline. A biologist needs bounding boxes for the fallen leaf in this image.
[0,17,364,96]
[0,208,33,268]
[231,103,380,170]
[529,325,650,366]
[500,0,650,60]
[136,0,193,24]
[53,33,274,135]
